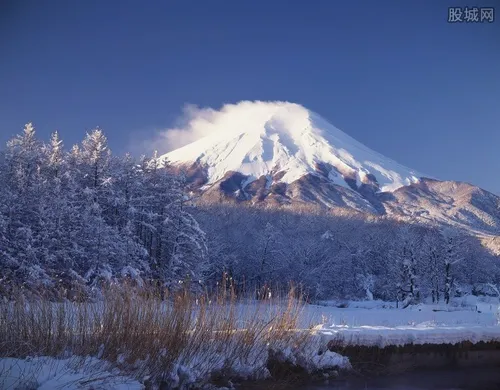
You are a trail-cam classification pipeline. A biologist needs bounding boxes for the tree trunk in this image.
[444,262,451,305]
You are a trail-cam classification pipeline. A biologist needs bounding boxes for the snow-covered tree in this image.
[391,226,421,308]
[80,128,111,190]
[441,227,466,304]
[421,231,444,303]
[0,125,209,294]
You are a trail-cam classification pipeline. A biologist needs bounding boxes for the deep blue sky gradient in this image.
[1,0,499,192]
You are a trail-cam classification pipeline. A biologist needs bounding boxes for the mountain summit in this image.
[163,101,422,193]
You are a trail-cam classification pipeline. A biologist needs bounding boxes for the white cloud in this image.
[138,100,295,155]
[160,103,219,150]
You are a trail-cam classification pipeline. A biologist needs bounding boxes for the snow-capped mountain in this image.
[163,101,422,194]
[161,101,500,242]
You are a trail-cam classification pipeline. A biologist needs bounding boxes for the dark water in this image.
[301,368,500,390]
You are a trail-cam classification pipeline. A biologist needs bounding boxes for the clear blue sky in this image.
[1,0,499,193]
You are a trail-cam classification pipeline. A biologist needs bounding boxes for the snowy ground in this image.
[0,356,143,390]
[301,298,500,347]
[227,297,500,350]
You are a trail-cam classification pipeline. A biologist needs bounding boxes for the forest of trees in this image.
[0,124,207,295]
[1,124,499,304]
[195,203,499,306]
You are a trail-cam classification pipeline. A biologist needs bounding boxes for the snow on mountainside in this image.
[162,101,423,193]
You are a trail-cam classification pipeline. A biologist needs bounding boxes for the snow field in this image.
[302,298,500,348]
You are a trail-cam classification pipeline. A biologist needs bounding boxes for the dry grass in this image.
[0,281,312,386]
